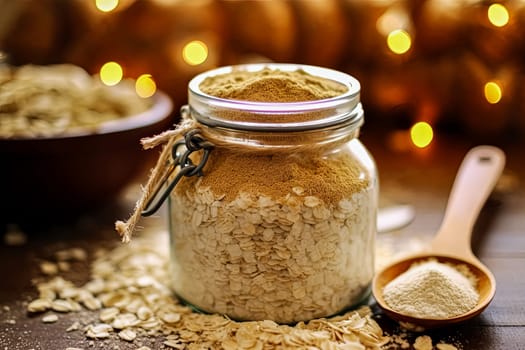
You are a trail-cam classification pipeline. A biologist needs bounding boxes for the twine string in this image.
[115,110,197,243]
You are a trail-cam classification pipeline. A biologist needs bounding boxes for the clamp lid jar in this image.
[166,64,377,324]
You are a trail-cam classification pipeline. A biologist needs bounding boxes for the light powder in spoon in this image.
[383,259,479,319]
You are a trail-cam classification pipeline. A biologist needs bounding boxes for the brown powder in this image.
[178,149,369,203]
[199,67,348,102]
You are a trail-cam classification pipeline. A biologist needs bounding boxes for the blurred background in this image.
[2,0,525,152]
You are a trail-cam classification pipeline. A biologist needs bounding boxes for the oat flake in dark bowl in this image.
[0,64,174,223]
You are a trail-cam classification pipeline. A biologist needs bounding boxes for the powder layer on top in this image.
[178,150,369,203]
[198,68,348,102]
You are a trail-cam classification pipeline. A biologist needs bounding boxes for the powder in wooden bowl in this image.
[382,259,479,319]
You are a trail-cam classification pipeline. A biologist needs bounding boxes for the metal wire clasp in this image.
[141,129,214,216]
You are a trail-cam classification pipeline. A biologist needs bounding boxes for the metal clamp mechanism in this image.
[141,129,214,217]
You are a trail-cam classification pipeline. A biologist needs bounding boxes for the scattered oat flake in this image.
[86,323,112,339]
[414,335,433,350]
[51,299,72,312]
[42,314,58,323]
[99,307,119,322]
[82,296,102,311]
[59,287,79,299]
[67,321,82,332]
[112,313,139,329]
[38,287,56,301]
[437,343,458,350]
[40,261,59,275]
[27,299,51,313]
[118,328,137,341]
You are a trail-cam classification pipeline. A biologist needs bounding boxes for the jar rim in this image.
[187,64,362,132]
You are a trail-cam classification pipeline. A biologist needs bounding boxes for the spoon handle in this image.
[431,146,505,259]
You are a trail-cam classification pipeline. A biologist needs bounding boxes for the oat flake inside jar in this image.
[137,64,377,324]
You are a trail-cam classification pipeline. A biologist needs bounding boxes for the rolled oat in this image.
[117,328,137,342]
[27,298,52,313]
[41,314,58,323]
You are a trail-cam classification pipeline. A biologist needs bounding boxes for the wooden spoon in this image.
[372,146,505,329]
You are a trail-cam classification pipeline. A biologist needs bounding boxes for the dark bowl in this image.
[0,91,174,223]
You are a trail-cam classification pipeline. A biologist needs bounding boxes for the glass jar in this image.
[168,64,377,324]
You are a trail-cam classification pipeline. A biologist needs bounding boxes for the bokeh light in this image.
[488,4,509,27]
[100,62,123,86]
[387,29,412,55]
[182,40,209,66]
[484,81,502,104]
[95,0,119,13]
[410,122,433,148]
[135,74,157,98]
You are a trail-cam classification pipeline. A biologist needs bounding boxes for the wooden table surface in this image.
[1,133,524,349]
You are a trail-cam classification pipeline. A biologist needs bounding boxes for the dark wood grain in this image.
[1,134,523,349]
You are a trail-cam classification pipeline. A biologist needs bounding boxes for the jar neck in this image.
[187,64,363,152]
[193,107,362,153]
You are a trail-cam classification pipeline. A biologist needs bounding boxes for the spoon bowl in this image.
[373,253,496,329]
[373,146,505,329]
